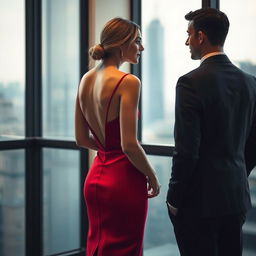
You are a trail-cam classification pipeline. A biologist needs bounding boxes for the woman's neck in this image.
[101,54,124,69]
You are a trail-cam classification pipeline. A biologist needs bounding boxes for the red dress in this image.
[84,74,148,256]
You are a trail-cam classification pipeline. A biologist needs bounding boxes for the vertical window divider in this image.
[202,0,219,8]
[79,148,88,254]
[130,0,142,142]
[79,0,89,253]
[25,0,43,255]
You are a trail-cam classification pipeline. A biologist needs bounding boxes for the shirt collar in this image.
[200,52,226,64]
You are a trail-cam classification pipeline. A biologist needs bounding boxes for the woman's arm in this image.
[119,75,160,197]
[75,92,98,151]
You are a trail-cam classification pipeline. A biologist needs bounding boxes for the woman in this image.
[75,17,160,256]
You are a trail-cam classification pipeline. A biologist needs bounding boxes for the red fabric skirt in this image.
[84,150,148,256]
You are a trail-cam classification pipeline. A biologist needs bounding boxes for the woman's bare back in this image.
[78,67,128,147]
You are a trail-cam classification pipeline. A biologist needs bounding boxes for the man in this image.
[166,8,256,256]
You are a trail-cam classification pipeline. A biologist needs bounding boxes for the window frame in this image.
[9,1,256,256]
[0,0,89,255]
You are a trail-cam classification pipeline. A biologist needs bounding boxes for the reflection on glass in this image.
[43,149,80,255]
[144,156,179,256]
[141,0,201,145]
[42,0,79,138]
[0,150,25,256]
[0,1,25,139]
[221,2,256,255]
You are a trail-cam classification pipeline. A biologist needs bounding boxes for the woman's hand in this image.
[147,175,161,198]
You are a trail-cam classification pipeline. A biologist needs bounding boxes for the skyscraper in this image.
[143,19,165,126]
[43,0,78,138]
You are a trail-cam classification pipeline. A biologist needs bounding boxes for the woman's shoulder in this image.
[101,69,141,88]
[79,69,98,92]
[81,68,97,82]
[119,73,141,87]
[117,73,141,96]
[80,68,141,90]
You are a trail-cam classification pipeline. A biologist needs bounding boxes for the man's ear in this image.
[198,31,205,44]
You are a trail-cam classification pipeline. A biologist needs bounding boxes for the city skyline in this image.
[143,19,165,126]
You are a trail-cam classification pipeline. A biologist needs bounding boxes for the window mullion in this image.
[25,0,43,255]
[202,0,219,8]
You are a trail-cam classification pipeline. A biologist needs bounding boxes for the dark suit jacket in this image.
[167,54,256,217]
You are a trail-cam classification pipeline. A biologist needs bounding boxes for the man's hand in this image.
[167,201,178,216]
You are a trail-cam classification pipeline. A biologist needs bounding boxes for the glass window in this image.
[221,0,256,77]
[42,0,79,139]
[244,168,256,255]
[144,156,179,256]
[43,148,80,255]
[220,2,256,254]
[0,150,25,256]
[0,1,25,140]
[141,0,201,145]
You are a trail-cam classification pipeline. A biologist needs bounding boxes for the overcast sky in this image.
[0,0,25,84]
[0,0,255,85]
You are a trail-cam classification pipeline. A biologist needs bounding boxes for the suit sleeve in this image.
[245,76,256,176]
[167,77,202,208]
[245,113,256,176]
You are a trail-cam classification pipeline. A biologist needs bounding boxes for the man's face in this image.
[185,21,201,60]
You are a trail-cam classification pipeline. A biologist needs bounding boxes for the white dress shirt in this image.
[200,51,225,64]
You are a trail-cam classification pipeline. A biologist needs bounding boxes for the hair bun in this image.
[89,44,105,60]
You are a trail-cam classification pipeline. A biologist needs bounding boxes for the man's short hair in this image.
[185,8,230,46]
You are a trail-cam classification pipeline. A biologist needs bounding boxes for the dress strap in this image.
[105,73,129,125]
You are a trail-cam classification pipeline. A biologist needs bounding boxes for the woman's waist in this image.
[95,149,127,162]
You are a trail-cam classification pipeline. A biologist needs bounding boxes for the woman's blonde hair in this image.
[89,17,140,61]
